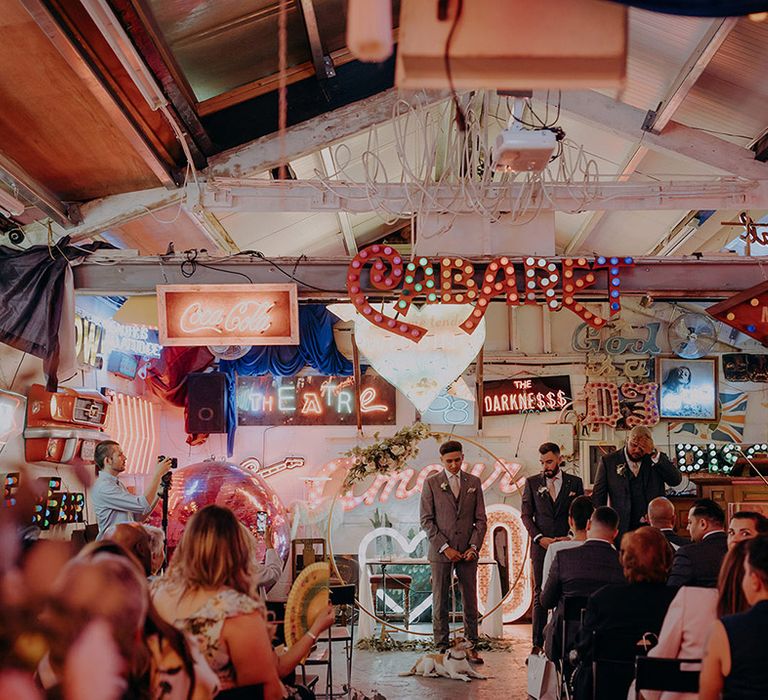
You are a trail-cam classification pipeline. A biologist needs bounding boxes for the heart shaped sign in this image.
[353,304,485,412]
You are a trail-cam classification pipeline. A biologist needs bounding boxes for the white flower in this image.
[616,464,627,477]
[537,485,548,496]
[440,482,449,491]
[391,445,405,456]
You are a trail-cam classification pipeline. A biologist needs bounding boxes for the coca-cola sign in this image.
[157,284,299,346]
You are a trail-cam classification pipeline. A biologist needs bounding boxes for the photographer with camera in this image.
[91,440,173,540]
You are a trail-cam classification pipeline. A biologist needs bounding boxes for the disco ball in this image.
[148,460,290,563]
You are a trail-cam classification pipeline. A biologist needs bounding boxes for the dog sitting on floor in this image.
[399,637,489,682]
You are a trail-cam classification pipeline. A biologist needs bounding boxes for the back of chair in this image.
[635,656,701,696]
[561,595,589,664]
[216,684,265,700]
[593,630,648,700]
[330,583,356,606]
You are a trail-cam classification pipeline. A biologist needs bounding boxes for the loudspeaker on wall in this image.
[185,372,227,434]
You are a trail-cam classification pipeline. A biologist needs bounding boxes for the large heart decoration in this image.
[353,304,485,412]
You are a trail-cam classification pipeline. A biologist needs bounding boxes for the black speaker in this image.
[185,372,227,434]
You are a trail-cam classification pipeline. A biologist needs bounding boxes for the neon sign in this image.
[326,460,526,511]
[3,473,84,530]
[236,374,396,426]
[347,246,634,341]
[572,321,661,355]
[0,390,24,445]
[583,381,659,430]
[103,390,158,475]
[483,376,571,417]
[157,283,299,346]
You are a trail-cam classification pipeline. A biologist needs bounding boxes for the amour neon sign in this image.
[347,246,634,341]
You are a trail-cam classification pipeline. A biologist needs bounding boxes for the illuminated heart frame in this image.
[325,431,531,637]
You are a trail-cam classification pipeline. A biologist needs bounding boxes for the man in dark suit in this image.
[540,506,625,660]
[420,440,487,663]
[648,496,689,550]
[668,498,728,587]
[521,441,584,651]
[592,426,682,540]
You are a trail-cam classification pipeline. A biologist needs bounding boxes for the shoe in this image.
[466,648,484,665]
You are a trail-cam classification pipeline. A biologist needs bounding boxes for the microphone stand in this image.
[160,471,172,572]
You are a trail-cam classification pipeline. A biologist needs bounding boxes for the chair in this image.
[592,630,650,700]
[291,538,327,581]
[634,656,701,698]
[302,583,357,698]
[369,573,412,629]
[216,684,264,699]
[559,596,588,698]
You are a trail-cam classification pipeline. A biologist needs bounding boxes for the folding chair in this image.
[559,596,588,699]
[634,656,701,698]
[592,630,650,700]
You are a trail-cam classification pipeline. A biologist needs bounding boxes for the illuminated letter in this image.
[301,392,322,415]
[522,256,561,311]
[460,257,518,334]
[278,386,296,413]
[337,390,353,414]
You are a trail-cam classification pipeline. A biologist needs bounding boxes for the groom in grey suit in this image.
[420,440,488,663]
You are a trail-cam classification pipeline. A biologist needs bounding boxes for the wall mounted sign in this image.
[707,280,768,347]
[157,284,299,346]
[74,314,105,368]
[722,353,768,382]
[421,380,476,425]
[572,322,661,355]
[103,319,162,359]
[675,442,768,475]
[482,376,571,417]
[583,381,660,430]
[102,390,158,475]
[239,457,306,478]
[3,473,84,530]
[236,374,396,426]
[347,245,634,341]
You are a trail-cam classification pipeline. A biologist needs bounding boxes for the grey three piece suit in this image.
[420,470,488,647]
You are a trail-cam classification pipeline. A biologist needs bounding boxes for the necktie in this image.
[547,478,557,501]
[450,474,460,498]
[629,460,640,477]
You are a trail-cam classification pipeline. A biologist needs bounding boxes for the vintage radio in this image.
[24,384,110,464]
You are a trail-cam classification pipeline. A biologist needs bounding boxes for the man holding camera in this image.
[91,439,173,540]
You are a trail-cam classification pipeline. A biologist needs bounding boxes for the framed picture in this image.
[657,357,718,421]
[579,440,619,488]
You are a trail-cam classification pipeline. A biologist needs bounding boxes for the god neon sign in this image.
[347,246,634,341]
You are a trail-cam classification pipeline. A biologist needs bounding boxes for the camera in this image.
[158,455,178,469]
[256,511,268,534]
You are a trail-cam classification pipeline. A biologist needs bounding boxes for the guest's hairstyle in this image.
[142,524,166,575]
[569,496,594,531]
[731,511,768,535]
[538,442,560,456]
[628,426,653,441]
[691,498,726,527]
[717,539,751,617]
[591,505,620,532]
[746,535,768,587]
[47,553,148,672]
[620,527,672,584]
[108,522,154,577]
[94,440,119,471]
[439,440,463,456]
[167,504,252,595]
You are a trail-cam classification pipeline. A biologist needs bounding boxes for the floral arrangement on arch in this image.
[342,422,432,489]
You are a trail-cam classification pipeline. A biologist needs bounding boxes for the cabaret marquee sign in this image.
[347,246,634,341]
[157,284,299,346]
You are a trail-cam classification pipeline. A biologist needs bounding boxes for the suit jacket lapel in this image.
[554,473,570,514]
[456,471,468,512]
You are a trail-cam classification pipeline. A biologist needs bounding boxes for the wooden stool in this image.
[370,573,412,629]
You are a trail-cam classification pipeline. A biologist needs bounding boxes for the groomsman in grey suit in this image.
[421,439,488,663]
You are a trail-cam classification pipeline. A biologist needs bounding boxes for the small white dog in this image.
[399,637,488,682]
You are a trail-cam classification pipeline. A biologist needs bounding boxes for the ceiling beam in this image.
[0,151,80,227]
[74,253,768,297]
[567,18,737,255]
[202,178,768,213]
[295,0,336,80]
[319,148,357,254]
[550,90,768,181]
[20,0,177,189]
[207,88,449,178]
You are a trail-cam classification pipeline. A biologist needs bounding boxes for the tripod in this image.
[160,471,172,572]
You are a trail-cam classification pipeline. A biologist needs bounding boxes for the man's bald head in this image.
[648,496,676,529]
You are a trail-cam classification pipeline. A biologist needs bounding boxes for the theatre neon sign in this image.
[347,246,634,341]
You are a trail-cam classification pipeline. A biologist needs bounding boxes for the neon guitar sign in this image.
[347,246,634,341]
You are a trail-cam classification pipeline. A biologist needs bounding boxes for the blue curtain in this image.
[220,305,353,454]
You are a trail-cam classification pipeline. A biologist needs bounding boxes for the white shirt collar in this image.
[703,529,725,540]
[546,470,563,483]
[444,468,461,480]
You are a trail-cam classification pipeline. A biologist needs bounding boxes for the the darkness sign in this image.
[237,374,396,426]
[483,376,572,416]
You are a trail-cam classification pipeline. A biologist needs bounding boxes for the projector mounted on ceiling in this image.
[493,128,557,173]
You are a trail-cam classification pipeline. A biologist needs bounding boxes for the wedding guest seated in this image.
[667,499,727,588]
[540,506,625,660]
[143,524,166,576]
[648,497,688,550]
[151,505,286,699]
[636,540,751,700]
[700,536,768,700]
[542,496,594,587]
[572,527,677,700]
[727,510,768,549]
